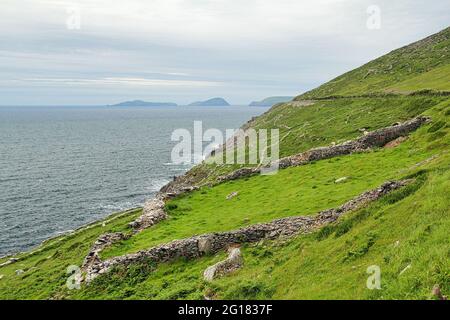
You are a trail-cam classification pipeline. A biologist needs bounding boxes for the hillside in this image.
[249,96,294,107]
[298,27,450,99]
[0,27,448,300]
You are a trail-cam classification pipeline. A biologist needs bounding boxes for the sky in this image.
[0,0,449,106]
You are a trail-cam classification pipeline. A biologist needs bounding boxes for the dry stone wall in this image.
[218,116,429,181]
[84,180,409,282]
[128,196,167,232]
[81,116,427,281]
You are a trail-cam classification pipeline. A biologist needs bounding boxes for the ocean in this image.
[0,105,268,256]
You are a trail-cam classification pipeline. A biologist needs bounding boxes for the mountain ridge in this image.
[188,97,230,106]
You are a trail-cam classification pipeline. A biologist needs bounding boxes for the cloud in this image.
[0,0,449,104]
[15,77,221,87]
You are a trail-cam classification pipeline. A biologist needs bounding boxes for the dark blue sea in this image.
[0,105,268,256]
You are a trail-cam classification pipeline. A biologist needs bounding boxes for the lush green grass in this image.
[67,159,449,300]
[0,28,449,300]
[299,27,450,99]
[0,208,142,299]
[387,64,450,93]
[0,98,447,300]
[0,98,448,300]
[182,96,444,186]
[249,96,441,158]
[74,100,450,299]
[102,127,438,259]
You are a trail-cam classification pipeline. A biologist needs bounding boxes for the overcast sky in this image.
[0,0,449,105]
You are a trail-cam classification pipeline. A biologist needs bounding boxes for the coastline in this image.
[0,206,143,263]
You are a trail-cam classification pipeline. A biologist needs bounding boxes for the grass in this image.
[0,28,449,300]
[181,95,444,186]
[1,97,448,300]
[0,208,142,299]
[248,96,442,158]
[67,159,449,300]
[76,100,450,299]
[387,64,450,93]
[102,126,438,259]
[298,27,450,99]
[0,97,448,300]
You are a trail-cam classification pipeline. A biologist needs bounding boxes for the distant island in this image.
[110,100,178,107]
[188,97,230,106]
[249,96,294,107]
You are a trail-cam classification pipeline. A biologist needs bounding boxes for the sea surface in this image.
[0,105,268,256]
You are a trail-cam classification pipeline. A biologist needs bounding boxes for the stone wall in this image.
[126,116,428,233]
[84,180,409,282]
[82,232,129,271]
[218,116,429,181]
[128,196,167,232]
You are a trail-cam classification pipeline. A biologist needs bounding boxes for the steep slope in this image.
[0,27,449,300]
[249,96,294,107]
[298,27,450,99]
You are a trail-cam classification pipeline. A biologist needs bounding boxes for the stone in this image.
[81,232,128,270]
[432,284,447,300]
[0,274,4,280]
[219,167,258,182]
[226,191,239,200]
[197,236,213,254]
[15,269,24,276]
[0,258,18,268]
[128,196,167,232]
[334,177,348,183]
[203,247,243,282]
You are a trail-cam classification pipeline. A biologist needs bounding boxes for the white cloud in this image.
[16,77,221,87]
[0,0,449,104]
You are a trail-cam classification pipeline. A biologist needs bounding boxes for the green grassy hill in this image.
[0,27,448,300]
[298,27,450,98]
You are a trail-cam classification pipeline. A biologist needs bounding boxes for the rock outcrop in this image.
[203,247,243,282]
[83,180,409,282]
